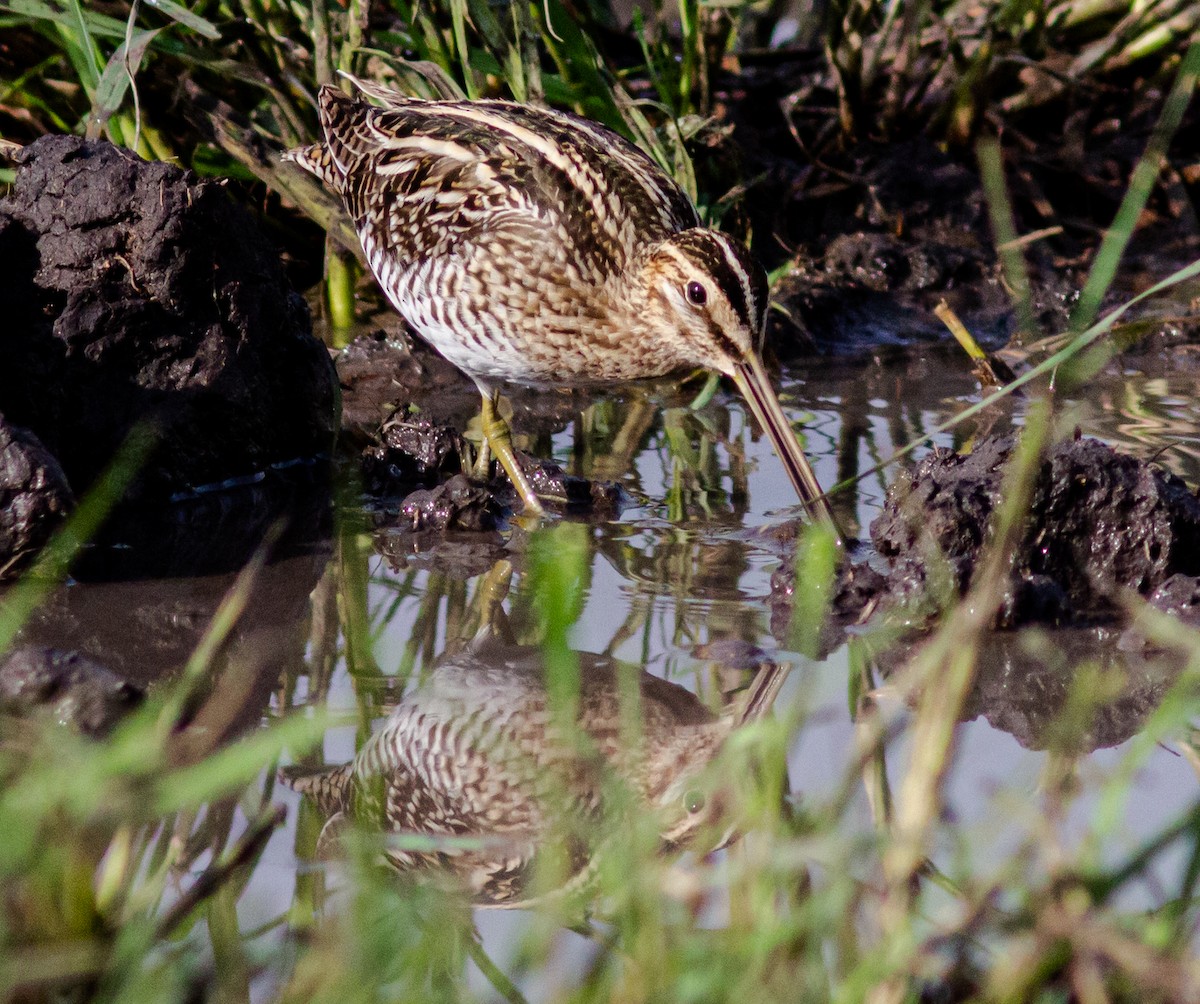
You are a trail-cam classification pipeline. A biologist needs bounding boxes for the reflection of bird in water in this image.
[286,76,838,534]
[284,639,787,907]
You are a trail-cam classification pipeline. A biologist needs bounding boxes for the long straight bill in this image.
[731,354,843,543]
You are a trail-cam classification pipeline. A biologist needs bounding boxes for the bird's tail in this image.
[281,142,342,190]
[279,762,354,815]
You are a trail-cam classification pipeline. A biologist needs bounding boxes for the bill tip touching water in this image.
[287,75,842,537]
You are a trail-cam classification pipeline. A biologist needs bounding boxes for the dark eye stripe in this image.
[672,230,765,333]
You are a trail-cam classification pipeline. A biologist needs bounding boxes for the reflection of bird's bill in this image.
[731,356,842,540]
[664,661,793,852]
[729,659,791,728]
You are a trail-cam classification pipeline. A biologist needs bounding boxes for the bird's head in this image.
[633,227,836,528]
[635,228,769,375]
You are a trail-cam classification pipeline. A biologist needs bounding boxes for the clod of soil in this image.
[868,435,1200,626]
[362,413,467,495]
[394,474,499,532]
[0,647,144,738]
[369,439,624,527]
[773,435,1200,636]
[513,455,626,514]
[1143,573,1200,627]
[0,136,337,500]
[340,331,625,523]
[0,416,74,577]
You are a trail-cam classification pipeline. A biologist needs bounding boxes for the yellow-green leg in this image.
[479,389,545,516]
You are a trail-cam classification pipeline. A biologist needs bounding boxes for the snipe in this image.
[288,77,838,533]
[283,638,788,907]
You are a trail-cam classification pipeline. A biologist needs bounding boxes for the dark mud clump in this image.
[0,647,144,738]
[774,435,1200,636]
[769,435,1198,752]
[868,435,1200,626]
[394,475,499,532]
[362,412,467,495]
[768,141,1015,355]
[336,328,475,440]
[360,417,500,531]
[0,416,74,577]
[510,455,625,513]
[0,135,337,500]
[343,333,625,526]
[365,425,623,530]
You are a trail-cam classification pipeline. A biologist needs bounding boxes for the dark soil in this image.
[0,136,337,502]
[0,647,144,738]
[0,416,73,577]
[339,333,625,527]
[704,54,1200,357]
[872,435,1200,623]
[773,434,1200,636]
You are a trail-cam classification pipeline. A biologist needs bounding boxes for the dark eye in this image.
[685,281,707,307]
[684,790,706,814]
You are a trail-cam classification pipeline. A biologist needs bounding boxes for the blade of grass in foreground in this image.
[866,399,1059,1004]
[154,518,287,744]
[977,135,1037,343]
[1069,34,1200,336]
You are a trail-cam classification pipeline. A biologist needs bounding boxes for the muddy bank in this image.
[691,55,1200,358]
[10,543,330,760]
[0,136,337,575]
[774,434,1200,635]
[339,332,625,530]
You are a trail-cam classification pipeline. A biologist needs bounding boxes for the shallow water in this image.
[22,337,1200,997]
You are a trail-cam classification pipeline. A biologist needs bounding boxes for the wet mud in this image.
[775,434,1200,637]
[0,135,337,576]
[718,56,1200,357]
[12,544,330,760]
[0,647,144,738]
[340,333,625,527]
[872,434,1200,625]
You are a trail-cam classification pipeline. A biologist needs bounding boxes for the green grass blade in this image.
[90,26,163,140]
[1070,35,1200,334]
[142,0,218,38]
